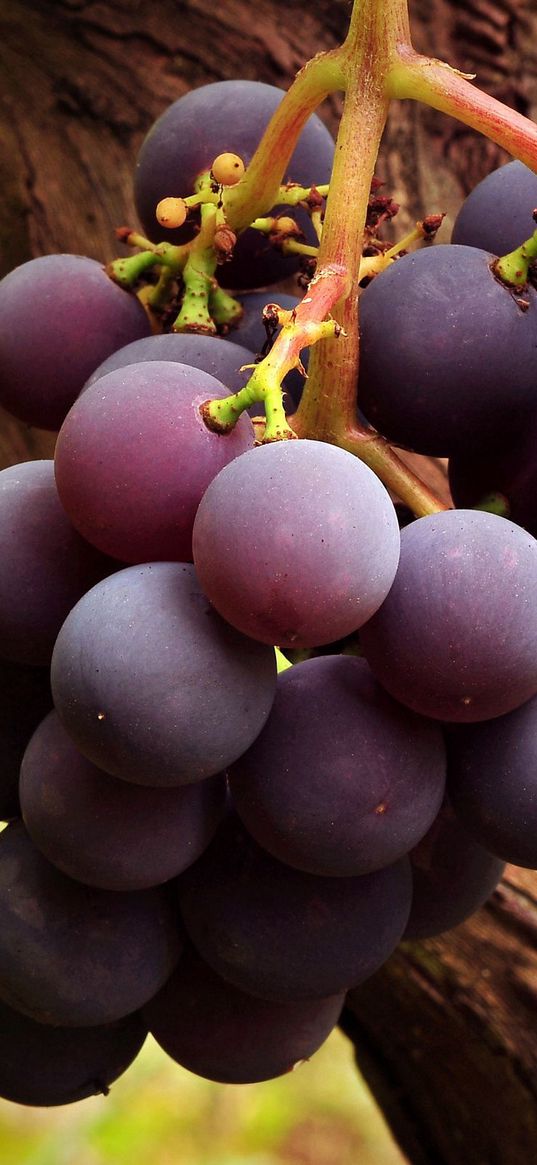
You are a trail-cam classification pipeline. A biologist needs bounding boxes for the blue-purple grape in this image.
[144,944,344,1085]
[55,361,254,564]
[83,331,256,396]
[0,821,182,1026]
[403,800,504,939]
[134,80,334,289]
[358,244,537,457]
[449,410,537,539]
[20,711,227,890]
[0,254,150,429]
[178,815,412,1001]
[0,460,114,666]
[193,440,400,649]
[229,655,446,877]
[0,1000,147,1107]
[360,509,537,723]
[51,563,277,787]
[447,695,537,868]
[451,160,537,255]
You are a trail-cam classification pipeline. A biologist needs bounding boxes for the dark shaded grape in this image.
[55,361,254,564]
[0,999,146,1107]
[0,254,150,429]
[447,695,537,868]
[134,80,334,289]
[229,656,446,877]
[448,409,537,539]
[403,800,504,939]
[358,244,537,457]
[451,160,537,255]
[51,563,277,787]
[0,657,52,820]
[178,815,412,1001]
[0,821,182,1026]
[360,509,537,723]
[20,711,227,890]
[144,944,344,1085]
[193,440,400,649]
[0,460,115,667]
[83,331,256,396]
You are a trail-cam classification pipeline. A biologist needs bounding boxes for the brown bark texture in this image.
[1,2,536,1162]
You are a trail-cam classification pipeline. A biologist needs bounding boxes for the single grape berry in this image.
[211,152,245,185]
[155,196,187,228]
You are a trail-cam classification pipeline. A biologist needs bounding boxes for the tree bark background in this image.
[1,2,536,1162]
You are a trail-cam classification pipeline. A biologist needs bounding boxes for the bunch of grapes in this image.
[0,10,537,1113]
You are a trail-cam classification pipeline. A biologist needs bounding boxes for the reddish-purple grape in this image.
[55,361,254,564]
[193,440,400,649]
[0,254,150,429]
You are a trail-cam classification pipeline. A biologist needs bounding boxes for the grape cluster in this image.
[0,75,536,1107]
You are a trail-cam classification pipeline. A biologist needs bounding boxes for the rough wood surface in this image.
[1,3,536,1162]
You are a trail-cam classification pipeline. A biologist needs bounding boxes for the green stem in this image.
[494,227,537,289]
[223,52,345,232]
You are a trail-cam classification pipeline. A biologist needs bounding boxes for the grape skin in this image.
[83,332,256,396]
[451,160,537,255]
[360,509,537,723]
[0,254,150,430]
[192,440,400,649]
[0,1000,147,1107]
[0,460,115,666]
[178,815,413,1002]
[51,563,277,788]
[20,711,227,891]
[357,244,537,457]
[447,695,537,868]
[133,80,334,289]
[0,822,182,1027]
[403,800,504,939]
[55,361,255,564]
[0,658,52,821]
[144,945,344,1085]
[229,655,446,877]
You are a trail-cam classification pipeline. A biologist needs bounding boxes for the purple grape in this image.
[0,658,52,821]
[144,944,344,1085]
[20,711,227,890]
[452,160,537,255]
[447,695,537,868]
[133,80,334,289]
[359,509,537,723]
[178,815,412,1001]
[192,440,400,649]
[449,410,537,539]
[0,821,182,1026]
[357,244,537,457]
[83,331,256,396]
[229,655,446,877]
[51,563,277,788]
[403,800,504,939]
[55,361,254,564]
[0,1000,146,1107]
[0,254,150,429]
[0,460,114,666]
